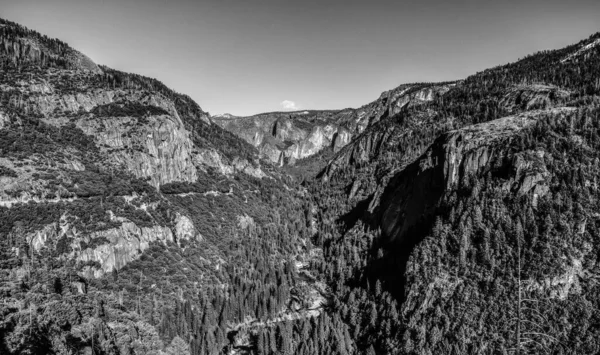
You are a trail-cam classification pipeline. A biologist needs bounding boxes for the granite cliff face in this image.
[355,82,455,128]
[320,81,574,184]
[78,110,198,188]
[77,213,200,278]
[22,211,200,279]
[379,108,572,244]
[0,22,100,76]
[0,19,272,270]
[212,110,355,165]
[1,81,264,192]
[212,83,455,165]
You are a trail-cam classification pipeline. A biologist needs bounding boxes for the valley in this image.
[1,16,600,355]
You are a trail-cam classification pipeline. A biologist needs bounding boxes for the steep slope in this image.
[387,107,600,354]
[0,18,334,355]
[380,108,571,245]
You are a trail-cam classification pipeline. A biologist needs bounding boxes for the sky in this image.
[2,0,600,116]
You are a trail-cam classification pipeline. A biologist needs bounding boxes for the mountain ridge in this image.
[0,17,330,355]
[305,29,600,354]
[2,16,600,355]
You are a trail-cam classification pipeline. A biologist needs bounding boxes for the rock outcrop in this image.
[356,83,456,128]
[0,82,264,189]
[0,111,10,129]
[0,21,102,73]
[27,210,203,278]
[500,84,571,112]
[77,112,198,188]
[77,221,176,278]
[321,122,395,180]
[561,37,600,63]
[333,127,352,152]
[212,110,354,165]
[24,210,201,279]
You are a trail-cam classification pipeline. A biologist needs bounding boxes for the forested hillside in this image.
[0,18,335,355]
[306,32,600,354]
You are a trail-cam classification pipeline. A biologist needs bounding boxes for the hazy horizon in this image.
[3,0,600,116]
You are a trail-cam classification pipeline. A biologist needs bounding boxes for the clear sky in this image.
[3,0,600,116]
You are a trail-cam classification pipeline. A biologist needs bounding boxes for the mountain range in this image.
[1,17,600,355]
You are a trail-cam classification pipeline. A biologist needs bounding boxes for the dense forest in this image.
[304,32,600,354]
[1,17,600,355]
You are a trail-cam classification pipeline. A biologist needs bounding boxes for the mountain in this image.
[308,32,600,354]
[211,83,454,167]
[0,18,331,355]
[211,109,354,166]
[2,16,600,355]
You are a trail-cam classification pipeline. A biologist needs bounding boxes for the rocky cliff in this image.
[380,108,572,244]
[212,110,354,165]
[500,84,571,112]
[0,19,101,73]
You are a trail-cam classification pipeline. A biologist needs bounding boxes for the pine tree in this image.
[165,336,190,355]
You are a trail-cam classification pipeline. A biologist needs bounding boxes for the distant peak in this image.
[212,113,236,119]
